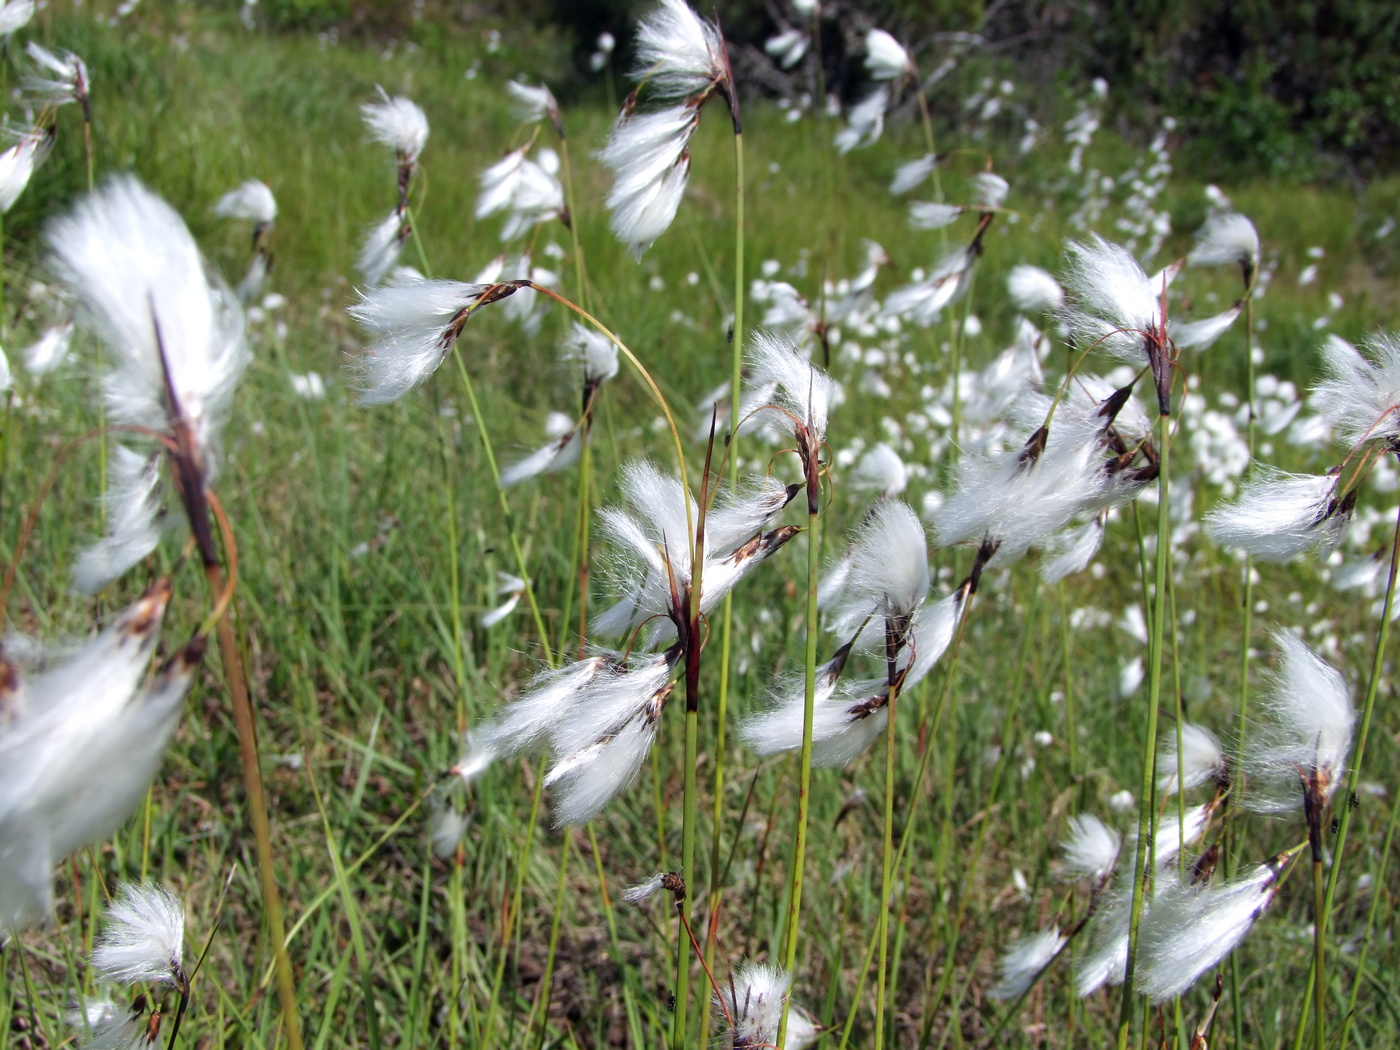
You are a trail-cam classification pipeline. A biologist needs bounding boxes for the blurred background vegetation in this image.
[214,0,1400,182]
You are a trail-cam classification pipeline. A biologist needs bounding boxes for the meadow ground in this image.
[4,5,1400,1049]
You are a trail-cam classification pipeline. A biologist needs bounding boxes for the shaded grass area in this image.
[3,6,1400,1049]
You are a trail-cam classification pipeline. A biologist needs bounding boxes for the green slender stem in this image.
[1169,567,1186,881]
[1119,410,1172,1049]
[1313,856,1326,1050]
[1293,493,1400,1048]
[874,641,901,1050]
[674,706,699,1048]
[1059,584,1079,800]
[1231,290,1257,1050]
[1339,753,1400,1049]
[777,508,820,1048]
[701,121,747,1050]
[838,593,974,1050]
[558,137,590,312]
[449,348,554,667]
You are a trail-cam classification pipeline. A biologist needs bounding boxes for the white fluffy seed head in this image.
[836,500,928,625]
[1243,631,1354,814]
[988,927,1066,1001]
[348,276,492,404]
[565,321,619,385]
[48,177,249,455]
[1172,304,1242,351]
[23,41,88,108]
[1060,813,1120,882]
[91,882,186,986]
[1314,332,1400,447]
[213,178,277,226]
[362,86,428,163]
[1187,211,1259,272]
[715,961,819,1050]
[631,0,727,101]
[0,124,51,213]
[601,105,697,259]
[1158,722,1226,796]
[1007,263,1065,314]
[1204,468,1348,562]
[1062,235,1162,362]
[72,445,164,595]
[506,80,560,128]
[1135,864,1277,1002]
[746,329,839,444]
[864,28,913,80]
[890,153,937,195]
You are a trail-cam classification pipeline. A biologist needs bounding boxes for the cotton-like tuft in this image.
[908,201,964,231]
[1172,304,1242,351]
[890,153,937,195]
[631,0,727,101]
[988,927,1066,1000]
[92,882,186,986]
[1007,263,1064,314]
[0,124,49,213]
[506,80,560,130]
[600,106,697,259]
[23,42,89,110]
[972,172,1010,209]
[715,961,821,1050]
[348,275,501,404]
[834,500,928,627]
[834,87,888,153]
[1158,722,1226,796]
[214,179,277,226]
[1062,235,1162,363]
[864,28,913,80]
[1204,468,1349,561]
[1135,863,1278,1002]
[48,176,249,457]
[1243,631,1354,814]
[1187,211,1259,273]
[362,87,429,164]
[1313,332,1400,447]
[1059,813,1120,882]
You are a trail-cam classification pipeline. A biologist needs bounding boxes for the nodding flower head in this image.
[601,0,735,259]
[506,80,563,137]
[632,0,731,106]
[1187,211,1260,286]
[715,961,821,1050]
[1135,861,1281,1002]
[48,176,248,460]
[1244,631,1354,831]
[988,927,1066,1001]
[1314,332,1400,449]
[348,274,526,404]
[92,882,187,989]
[745,331,839,507]
[362,86,429,167]
[23,42,89,115]
[1205,467,1352,562]
[863,28,914,82]
[1063,235,1174,413]
[591,463,798,647]
[214,178,277,231]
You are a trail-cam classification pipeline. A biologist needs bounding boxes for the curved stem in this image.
[448,347,554,668]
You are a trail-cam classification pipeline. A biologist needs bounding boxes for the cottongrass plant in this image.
[43,175,302,1050]
[600,0,737,259]
[357,88,428,285]
[47,176,248,591]
[0,582,189,933]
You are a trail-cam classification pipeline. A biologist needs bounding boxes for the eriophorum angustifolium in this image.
[6,5,1400,1050]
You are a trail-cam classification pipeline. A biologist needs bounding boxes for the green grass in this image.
[3,4,1400,1050]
